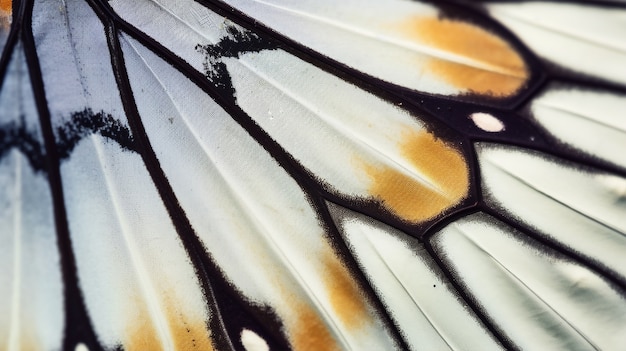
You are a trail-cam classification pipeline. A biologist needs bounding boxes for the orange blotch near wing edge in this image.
[124,298,213,351]
[401,16,529,96]
[364,130,469,223]
[125,313,163,351]
[0,0,10,13]
[0,0,10,30]
[291,303,340,351]
[322,252,369,329]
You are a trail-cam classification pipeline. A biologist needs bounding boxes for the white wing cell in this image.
[531,86,626,169]
[488,2,626,85]
[0,151,64,351]
[478,143,626,282]
[330,204,503,351]
[433,213,626,351]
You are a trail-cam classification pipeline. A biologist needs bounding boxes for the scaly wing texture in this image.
[1,0,625,350]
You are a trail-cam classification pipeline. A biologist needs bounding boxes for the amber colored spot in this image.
[401,16,528,96]
[169,315,214,351]
[322,253,368,329]
[125,313,163,351]
[291,302,339,351]
[0,0,10,30]
[364,130,469,222]
[125,299,213,351]
[0,0,10,13]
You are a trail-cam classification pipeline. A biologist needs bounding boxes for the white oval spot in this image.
[241,329,269,351]
[470,112,505,132]
[75,343,89,351]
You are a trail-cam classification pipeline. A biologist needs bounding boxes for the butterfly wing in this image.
[1,0,625,350]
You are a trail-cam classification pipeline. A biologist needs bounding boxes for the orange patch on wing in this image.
[291,302,340,351]
[364,130,469,222]
[125,309,163,351]
[125,299,213,351]
[168,315,214,351]
[322,253,368,329]
[0,0,10,30]
[0,0,10,13]
[401,16,528,96]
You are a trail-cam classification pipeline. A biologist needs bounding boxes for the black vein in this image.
[21,0,103,349]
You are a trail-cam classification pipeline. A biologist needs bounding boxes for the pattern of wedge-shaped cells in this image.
[488,2,626,85]
[433,213,626,351]
[224,49,470,224]
[108,0,472,224]
[328,203,503,351]
[217,0,530,98]
[477,143,626,282]
[120,35,400,351]
[531,85,626,169]
[1,0,625,350]
[60,137,214,351]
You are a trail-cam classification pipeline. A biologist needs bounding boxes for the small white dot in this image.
[470,112,505,132]
[241,329,269,351]
[75,343,89,351]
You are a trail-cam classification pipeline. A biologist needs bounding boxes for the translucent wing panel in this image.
[0,41,63,351]
[330,204,502,351]
[433,213,626,350]
[531,85,626,169]
[488,2,626,85]
[478,143,626,282]
[0,151,63,351]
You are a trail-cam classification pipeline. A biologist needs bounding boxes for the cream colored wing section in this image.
[488,2,626,85]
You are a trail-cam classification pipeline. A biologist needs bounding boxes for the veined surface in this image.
[218,0,530,97]
[1,0,625,350]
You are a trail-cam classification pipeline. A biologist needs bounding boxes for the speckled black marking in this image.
[0,116,45,171]
[194,25,280,94]
[0,108,137,173]
[55,108,137,159]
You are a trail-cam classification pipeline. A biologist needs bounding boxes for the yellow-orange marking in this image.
[0,0,10,30]
[400,16,528,96]
[125,305,163,351]
[0,0,10,14]
[291,302,340,351]
[364,130,469,222]
[322,252,368,329]
[125,298,213,351]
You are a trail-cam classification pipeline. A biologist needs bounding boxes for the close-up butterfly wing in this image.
[1,0,625,350]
